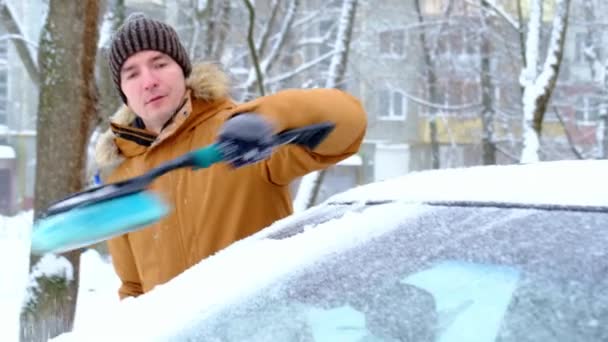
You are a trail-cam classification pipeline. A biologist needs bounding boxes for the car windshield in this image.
[172,205,608,342]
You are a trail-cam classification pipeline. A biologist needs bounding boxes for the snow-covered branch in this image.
[295,27,334,48]
[403,90,482,111]
[0,34,38,48]
[478,0,519,32]
[325,0,356,88]
[244,0,298,92]
[0,2,39,84]
[295,0,358,211]
[519,0,571,163]
[261,49,335,85]
[552,107,584,159]
[255,0,280,57]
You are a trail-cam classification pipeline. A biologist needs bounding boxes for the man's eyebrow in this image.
[121,64,137,74]
[121,53,168,74]
[151,54,169,62]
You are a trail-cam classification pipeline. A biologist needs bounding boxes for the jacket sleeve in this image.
[107,234,143,299]
[229,88,367,185]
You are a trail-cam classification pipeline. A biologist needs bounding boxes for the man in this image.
[95,13,367,299]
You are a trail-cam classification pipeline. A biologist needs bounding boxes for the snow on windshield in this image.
[328,160,608,207]
[53,203,432,340]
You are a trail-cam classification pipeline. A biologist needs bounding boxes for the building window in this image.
[378,89,407,120]
[0,40,7,126]
[576,96,601,124]
[379,29,406,57]
[436,28,477,58]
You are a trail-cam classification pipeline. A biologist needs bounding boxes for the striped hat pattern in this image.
[109,13,192,103]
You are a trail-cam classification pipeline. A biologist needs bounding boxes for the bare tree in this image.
[294,0,358,211]
[183,0,232,61]
[21,1,101,340]
[519,0,571,163]
[414,0,452,169]
[244,0,299,97]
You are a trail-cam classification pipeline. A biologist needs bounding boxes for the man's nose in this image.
[141,69,159,91]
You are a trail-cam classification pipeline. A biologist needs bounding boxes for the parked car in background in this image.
[55,160,608,342]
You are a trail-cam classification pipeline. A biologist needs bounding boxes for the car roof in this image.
[327,160,608,209]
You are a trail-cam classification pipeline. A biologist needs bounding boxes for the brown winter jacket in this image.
[95,63,367,299]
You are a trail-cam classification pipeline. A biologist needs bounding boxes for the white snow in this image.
[53,203,432,341]
[0,211,119,342]
[2,160,608,341]
[24,254,74,306]
[53,159,608,340]
[329,160,608,207]
[72,249,120,331]
[0,145,16,159]
[0,211,31,342]
[337,154,362,166]
[292,171,319,212]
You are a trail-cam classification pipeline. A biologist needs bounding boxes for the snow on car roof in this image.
[328,160,608,208]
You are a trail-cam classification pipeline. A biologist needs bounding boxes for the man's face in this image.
[120,50,187,133]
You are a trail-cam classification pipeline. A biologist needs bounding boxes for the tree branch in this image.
[0,2,39,84]
[495,145,520,162]
[553,107,584,159]
[260,49,335,85]
[242,0,265,96]
[478,0,519,32]
[256,0,280,57]
[245,0,298,94]
[0,34,39,48]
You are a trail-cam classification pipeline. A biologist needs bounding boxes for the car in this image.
[55,160,608,342]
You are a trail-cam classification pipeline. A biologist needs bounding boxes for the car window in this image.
[173,205,608,342]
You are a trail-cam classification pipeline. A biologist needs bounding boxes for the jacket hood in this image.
[95,63,230,176]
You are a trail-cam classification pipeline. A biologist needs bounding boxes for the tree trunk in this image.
[21,1,100,340]
[519,0,570,163]
[204,0,216,58]
[414,0,440,169]
[480,0,496,165]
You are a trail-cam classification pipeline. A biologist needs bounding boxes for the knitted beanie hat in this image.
[108,13,192,103]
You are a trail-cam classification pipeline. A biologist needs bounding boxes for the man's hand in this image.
[217,114,276,168]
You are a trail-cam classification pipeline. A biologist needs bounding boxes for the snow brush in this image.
[30,122,335,255]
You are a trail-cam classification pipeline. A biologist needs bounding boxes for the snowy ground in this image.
[0,212,119,342]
